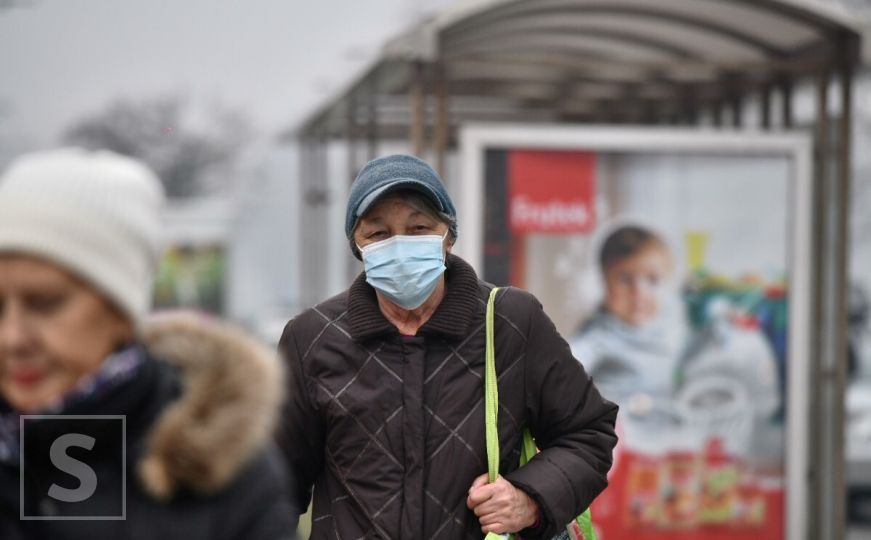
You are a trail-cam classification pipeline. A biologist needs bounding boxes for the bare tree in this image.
[63,95,251,198]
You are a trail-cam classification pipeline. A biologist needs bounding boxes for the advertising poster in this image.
[459,126,812,540]
[153,243,226,315]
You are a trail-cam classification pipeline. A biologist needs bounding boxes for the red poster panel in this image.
[508,150,596,234]
[590,421,785,540]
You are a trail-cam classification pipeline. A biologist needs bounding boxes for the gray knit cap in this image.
[345,154,457,241]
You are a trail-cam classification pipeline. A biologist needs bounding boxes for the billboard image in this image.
[153,243,226,315]
[459,126,812,540]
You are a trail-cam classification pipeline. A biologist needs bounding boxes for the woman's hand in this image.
[466,473,539,534]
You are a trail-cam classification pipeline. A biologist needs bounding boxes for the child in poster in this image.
[570,224,685,406]
[571,224,784,538]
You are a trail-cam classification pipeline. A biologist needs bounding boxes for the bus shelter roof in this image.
[294,0,864,140]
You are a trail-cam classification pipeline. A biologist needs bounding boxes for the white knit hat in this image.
[0,148,165,328]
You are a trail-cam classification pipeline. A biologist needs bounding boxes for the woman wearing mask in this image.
[0,149,296,540]
[278,154,617,539]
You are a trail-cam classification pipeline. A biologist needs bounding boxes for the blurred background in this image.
[1,1,870,538]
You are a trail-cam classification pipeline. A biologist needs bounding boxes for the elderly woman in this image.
[0,149,295,540]
[278,154,618,539]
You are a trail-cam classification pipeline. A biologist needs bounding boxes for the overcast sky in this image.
[0,0,456,161]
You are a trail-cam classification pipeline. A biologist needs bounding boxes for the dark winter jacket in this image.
[0,314,297,540]
[277,254,618,539]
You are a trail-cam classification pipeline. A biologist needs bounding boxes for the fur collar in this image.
[136,313,283,501]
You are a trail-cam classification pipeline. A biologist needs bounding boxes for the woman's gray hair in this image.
[349,189,457,260]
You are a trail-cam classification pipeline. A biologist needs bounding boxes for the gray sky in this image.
[0,0,455,160]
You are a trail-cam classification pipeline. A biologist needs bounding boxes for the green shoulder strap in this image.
[483,287,598,540]
[484,288,504,540]
[484,287,501,485]
[520,430,537,466]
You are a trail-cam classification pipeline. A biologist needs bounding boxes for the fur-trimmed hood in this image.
[136,313,284,501]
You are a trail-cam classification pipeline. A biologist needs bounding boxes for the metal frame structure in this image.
[290,2,864,537]
[296,0,861,163]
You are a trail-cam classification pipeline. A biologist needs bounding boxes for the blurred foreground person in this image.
[0,149,296,540]
[278,154,617,538]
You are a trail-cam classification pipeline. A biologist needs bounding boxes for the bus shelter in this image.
[290,2,864,538]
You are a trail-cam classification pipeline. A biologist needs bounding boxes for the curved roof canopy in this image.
[296,0,863,139]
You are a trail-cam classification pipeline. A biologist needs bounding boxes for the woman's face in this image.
[0,255,133,412]
[353,194,451,251]
[603,246,671,326]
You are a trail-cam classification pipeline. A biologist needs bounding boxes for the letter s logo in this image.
[47,433,98,503]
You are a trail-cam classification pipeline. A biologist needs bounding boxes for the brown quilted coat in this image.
[277,255,618,539]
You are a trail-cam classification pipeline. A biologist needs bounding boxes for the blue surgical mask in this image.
[358,232,448,309]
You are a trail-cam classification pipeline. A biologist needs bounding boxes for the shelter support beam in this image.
[811,56,852,540]
[434,63,449,176]
[731,95,743,128]
[367,79,379,161]
[347,95,358,184]
[782,78,794,128]
[809,66,830,540]
[410,61,426,157]
[712,100,723,127]
[299,137,330,309]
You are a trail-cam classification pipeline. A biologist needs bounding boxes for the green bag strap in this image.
[484,286,598,540]
[484,287,506,540]
[520,429,537,465]
[485,288,535,540]
[484,286,501,484]
[486,287,535,477]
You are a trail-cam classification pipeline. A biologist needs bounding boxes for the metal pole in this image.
[685,103,698,126]
[434,63,449,177]
[317,135,330,301]
[410,61,426,157]
[731,95,742,128]
[808,66,830,540]
[299,138,312,308]
[712,100,723,127]
[347,95,358,184]
[347,96,361,285]
[683,84,699,126]
[300,137,326,308]
[814,54,853,540]
[367,80,379,161]
[761,85,771,130]
[782,77,793,129]
[824,56,852,540]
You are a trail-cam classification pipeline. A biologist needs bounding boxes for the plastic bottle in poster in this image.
[659,443,702,528]
[735,463,766,527]
[699,437,741,524]
[624,450,663,528]
[620,395,674,529]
